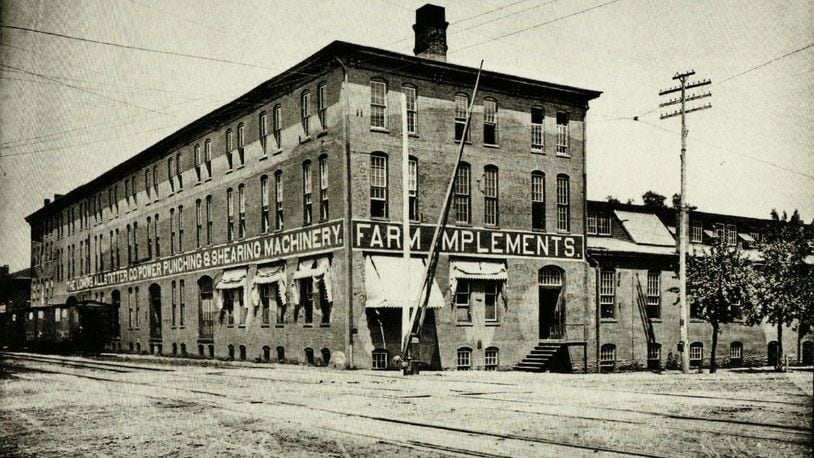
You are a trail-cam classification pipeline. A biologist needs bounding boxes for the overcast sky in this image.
[1,0,812,272]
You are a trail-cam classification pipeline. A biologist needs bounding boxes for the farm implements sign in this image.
[66,220,343,293]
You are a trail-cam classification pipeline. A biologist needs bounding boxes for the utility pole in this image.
[659,70,711,374]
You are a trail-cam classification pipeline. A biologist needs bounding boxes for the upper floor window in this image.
[301,91,311,137]
[261,175,270,233]
[131,175,137,205]
[319,155,329,221]
[145,169,151,199]
[176,152,183,189]
[204,139,212,179]
[317,83,327,129]
[272,105,282,149]
[147,216,153,258]
[714,223,725,241]
[454,163,471,224]
[531,172,545,230]
[238,184,246,238]
[370,80,387,129]
[599,270,615,318]
[153,214,160,257]
[237,123,245,166]
[302,161,313,225]
[225,129,234,170]
[274,170,284,230]
[194,143,202,182]
[226,188,234,241]
[587,210,611,235]
[531,106,544,152]
[556,112,569,156]
[646,271,661,318]
[152,165,159,197]
[206,196,213,245]
[195,199,202,248]
[370,153,388,218]
[409,157,419,221]
[690,220,703,243]
[178,205,184,252]
[403,85,417,134]
[454,94,469,142]
[484,166,498,226]
[556,174,570,232]
[483,98,498,145]
[259,111,268,155]
[168,157,175,193]
[170,208,176,254]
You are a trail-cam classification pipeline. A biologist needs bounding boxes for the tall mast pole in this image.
[401,92,412,351]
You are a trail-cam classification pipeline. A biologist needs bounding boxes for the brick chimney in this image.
[413,4,448,62]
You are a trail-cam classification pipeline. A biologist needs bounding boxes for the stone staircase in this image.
[514,342,565,372]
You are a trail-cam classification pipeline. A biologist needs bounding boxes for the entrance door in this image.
[538,266,565,339]
[149,284,162,340]
[198,276,214,340]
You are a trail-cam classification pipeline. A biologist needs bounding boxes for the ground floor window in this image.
[690,342,703,367]
[600,344,616,372]
[305,347,315,365]
[263,346,271,362]
[276,346,285,362]
[320,348,331,366]
[457,348,472,370]
[729,342,743,366]
[222,288,243,326]
[485,347,498,370]
[239,345,246,361]
[372,349,388,370]
[647,343,661,370]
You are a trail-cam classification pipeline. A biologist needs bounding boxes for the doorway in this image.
[149,284,162,340]
[538,266,564,339]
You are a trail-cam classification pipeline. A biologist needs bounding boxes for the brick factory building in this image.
[23,5,811,371]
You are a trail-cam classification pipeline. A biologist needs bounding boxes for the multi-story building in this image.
[24,5,602,370]
[587,200,813,370]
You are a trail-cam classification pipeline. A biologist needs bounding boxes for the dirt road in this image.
[1,353,811,457]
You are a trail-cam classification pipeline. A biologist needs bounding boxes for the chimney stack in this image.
[44,198,51,207]
[413,4,448,62]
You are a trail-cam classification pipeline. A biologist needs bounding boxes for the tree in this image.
[687,237,755,373]
[642,191,667,209]
[747,210,812,371]
[605,195,621,205]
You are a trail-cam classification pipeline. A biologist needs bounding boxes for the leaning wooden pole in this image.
[400,61,484,363]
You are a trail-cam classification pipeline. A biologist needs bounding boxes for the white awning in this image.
[449,260,507,298]
[364,256,443,309]
[738,233,756,243]
[250,264,288,307]
[216,268,247,290]
[703,229,719,239]
[291,256,332,304]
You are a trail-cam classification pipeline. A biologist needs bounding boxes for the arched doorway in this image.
[198,276,214,340]
[148,284,162,340]
[538,266,565,339]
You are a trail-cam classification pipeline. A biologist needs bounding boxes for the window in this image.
[172,281,177,327]
[298,278,314,325]
[168,157,175,193]
[454,281,471,323]
[600,344,616,372]
[274,171,284,230]
[456,348,472,370]
[124,181,129,207]
[109,230,115,268]
[131,175,137,204]
[237,123,245,165]
[114,229,120,268]
[206,196,213,245]
[408,157,419,221]
[556,112,569,155]
[178,205,184,252]
[128,287,133,329]
[238,184,246,238]
[556,174,570,231]
[196,200,202,248]
[485,283,499,322]
[125,225,131,264]
[370,80,386,129]
[648,343,661,370]
[715,223,725,240]
[531,106,544,152]
[600,270,615,319]
[152,165,159,197]
[301,91,311,137]
[451,93,470,142]
[145,169,151,199]
[690,298,701,319]
[531,172,545,230]
[317,83,327,129]
[170,208,176,254]
[729,342,743,366]
[259,111,268,155]
[154,214,160,257]
[483,98,498,145]
[370,153,388,218]
[319,155,329,221]
[302,161,312,225]
[454,163,471,224]
[259,284,271,325]
[485,347,498,370]
[226,188,234,241]
[403,85,416,134]
[484,166,498,226]
[147,217,153,258]
[689,342,703,366]
[222,288,242,326]
[646,271,661,318]
[272,105,282,149]
[587,210,611,235]
[204,139,212,178]
[372,349,388,370]
[690,220,703,243]
[176,152,183,189]
[261,176,270,233]
[225,129,234,170]
[726,224,737,246]
[194,144,201,182]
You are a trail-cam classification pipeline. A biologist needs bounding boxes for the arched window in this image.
[600,344,616,372]
[226,187,234,241]
[227,344,235,360]
[320,348,331,367]
[305,347,315,365]
[456,347,472,370]
[729,342,743,367]
[372,349,388,370]
[370,152,388,218]
[272,104,282,149]
[204,139,212,178]
[237,123,245,165]
[690,342,704,367]
[276,346,285,362]
[647,343,661,370]
[259,111,268,155]
[403,84,417,134]
[263,345,271,362]
[239,345,247,361]
[538,266,563,287]
[485,347,499,370]
[301,91,311,136]
[180,343,186,355]
[225,129,234,170]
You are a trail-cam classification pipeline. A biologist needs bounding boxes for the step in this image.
[529,349,559,355]
[522,355,554,362]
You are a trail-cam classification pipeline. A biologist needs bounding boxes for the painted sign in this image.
[352,221,584,260]
[66,219,343,293]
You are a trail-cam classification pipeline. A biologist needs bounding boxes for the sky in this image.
[0,0,812,272]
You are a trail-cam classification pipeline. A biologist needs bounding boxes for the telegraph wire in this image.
[716,42,814,86]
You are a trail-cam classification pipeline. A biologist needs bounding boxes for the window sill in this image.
[531,149,544,155]
[168,192,174,197]
[238,325,246,328]
[556,153,571,158]
[370,127,388,133]
[454,140,473,145]
[300,136,313,144]
[316,130,328,138]
[483,143,500,149]
[370,216,390,222]
[259,155,268,162]
[236,165,245,170]
[319,323,330,328]
[205,177,212,183]
[176,189,183,194]
[648,318,663,323]
[275,324,284,328]
[225,170,233,175]
[600,318,618,323]
[261,324,270,328]
[456,322,474,327]
[485,321,500,327]
[273,148,283,156]
[303,324,314,328]
[690,319,704,323]
[408,133,419,138]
